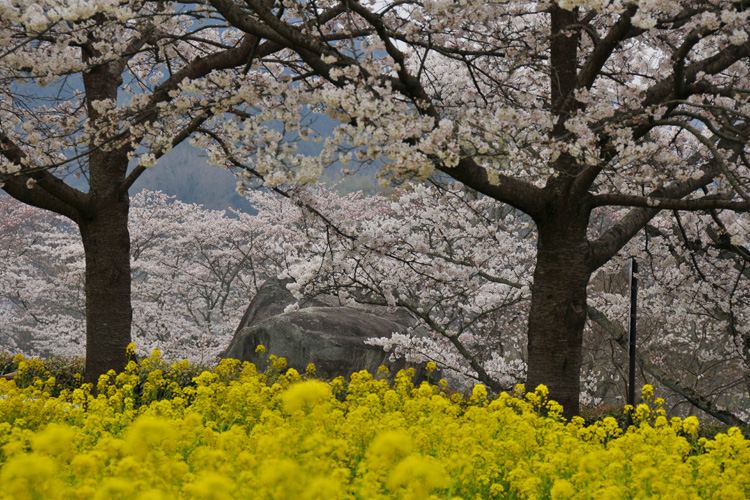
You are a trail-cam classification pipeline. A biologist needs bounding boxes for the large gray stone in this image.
[230,277,418,334]
[222,279,435,382]
[224,277,331,355]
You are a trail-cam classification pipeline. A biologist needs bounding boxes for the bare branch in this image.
[592,193,750,212]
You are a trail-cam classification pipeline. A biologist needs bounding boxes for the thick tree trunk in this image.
[526,209,592,419]
[79,192,132,384]
[524,5,589,419]
[77,51,133,385]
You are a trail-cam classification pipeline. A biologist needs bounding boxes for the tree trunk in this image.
[526,209,592,419]
[79,191,132,384]
[76,50,134,385]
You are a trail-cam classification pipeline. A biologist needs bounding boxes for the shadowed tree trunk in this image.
[78,178,132,384]
[522,5,589,417]
[76,51,133,383]
[79,199,132,383]
[526,192,593,417]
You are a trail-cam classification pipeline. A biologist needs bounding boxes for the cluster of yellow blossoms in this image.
[0,347,748,500]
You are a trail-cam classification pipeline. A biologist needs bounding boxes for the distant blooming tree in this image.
[197,0,750,416]
[0,191,284,364]
[0,195,67,353]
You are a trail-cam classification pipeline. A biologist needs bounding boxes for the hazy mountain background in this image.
[127,141,382,213]
[130,143,255,213]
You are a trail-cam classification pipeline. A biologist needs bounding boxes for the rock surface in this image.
[222,278,434,381]
[230,277,301,336]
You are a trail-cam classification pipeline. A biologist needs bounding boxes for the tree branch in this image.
[120,111,213,195]
[589,169,718,269]
[592,193,750,211]
[0,132,88,220]
[576,4,640,91]
[641,38,750,111]
[2,176,84,221]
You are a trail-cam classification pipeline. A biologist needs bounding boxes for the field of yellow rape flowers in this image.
[1,346,748,500]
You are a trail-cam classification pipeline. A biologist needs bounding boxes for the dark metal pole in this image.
[626,257,638,427]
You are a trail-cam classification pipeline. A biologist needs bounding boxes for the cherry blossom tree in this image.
[200,0,750,416]
[0,2,282,382]
[0,194,63,353]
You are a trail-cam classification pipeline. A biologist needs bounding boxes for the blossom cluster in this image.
[1,351,748,499]
[0,191,284,363]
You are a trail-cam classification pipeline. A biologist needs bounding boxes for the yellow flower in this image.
[472,384,488,402]
[270,355,287,371]
[387,455,449,497]
[1,348,746,500]
[300,476,345,500]
[32,423,77,461]
[596,485,625,500]
[125,415,176,458]
[255,344,266,354]
[425,361,437,374]
[71,453,100,476]
[550,479,576,500]
[282,380,331,413]
[683,416,700,435]
[367,431,413,471]
[285,367,301,383]
[534,384,549,398]
[641,384,654,400]
[0,453,62,499]
[193,371,219,386]
[136,489,169,500]
[489,483,506,497]
[94,477,137,500]
[256,459,304,499]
